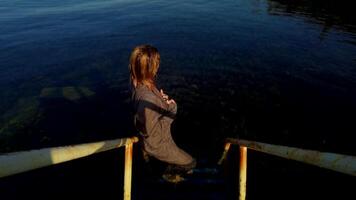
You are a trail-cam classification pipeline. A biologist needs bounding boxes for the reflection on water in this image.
[0,0,355,159]
[268,0,356,40]
[268,0,355,29]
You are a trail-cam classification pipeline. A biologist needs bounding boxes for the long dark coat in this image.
[132,84,194,165]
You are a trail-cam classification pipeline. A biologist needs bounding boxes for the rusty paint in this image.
[124,143,134,200]
[247,142,262,151]
[239,146,247,200]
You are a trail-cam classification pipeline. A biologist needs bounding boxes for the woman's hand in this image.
[160,89,176,105]
[160,89,168,100]
[166,99,176,105]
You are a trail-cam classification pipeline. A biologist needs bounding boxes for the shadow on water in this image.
[267,0,356,34]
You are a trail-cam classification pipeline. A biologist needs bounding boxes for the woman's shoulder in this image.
[134,85,159,103]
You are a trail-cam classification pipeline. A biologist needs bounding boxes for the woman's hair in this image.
[129,44,160,89]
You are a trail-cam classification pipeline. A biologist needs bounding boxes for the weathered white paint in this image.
[0,137,138,178]
[226,138,356,176]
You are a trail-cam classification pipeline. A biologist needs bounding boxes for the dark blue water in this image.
[1,0,356,199]
[1,0,356,154]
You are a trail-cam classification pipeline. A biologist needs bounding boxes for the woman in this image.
[129,45,196,181]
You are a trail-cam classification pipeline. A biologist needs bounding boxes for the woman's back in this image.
[133,83,194,166]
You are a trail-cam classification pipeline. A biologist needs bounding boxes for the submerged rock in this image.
[0,96,40,152]
[40,86,95,101]
[0,86,96,152]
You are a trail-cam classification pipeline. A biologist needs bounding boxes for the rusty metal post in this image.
[239,146,247,200]
[123,142,133,200]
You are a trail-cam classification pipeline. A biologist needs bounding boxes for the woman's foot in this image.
[162,173,185,183]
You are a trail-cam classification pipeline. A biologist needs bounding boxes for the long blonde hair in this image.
[129,45,160,89]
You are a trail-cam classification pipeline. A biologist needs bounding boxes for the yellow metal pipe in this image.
[0,137,138,178]
[239,146,247,200]
[124,142,133,200]
[226,138,356,176]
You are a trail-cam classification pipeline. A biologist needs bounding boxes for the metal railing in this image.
[2,136,355,200]
[0,136,139,200]
[218,138,356,200]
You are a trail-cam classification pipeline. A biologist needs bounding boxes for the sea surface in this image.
[0,0,355,198]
